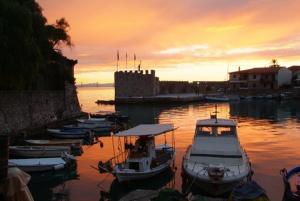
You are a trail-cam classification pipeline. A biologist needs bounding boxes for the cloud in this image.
[155,44,208,55]
[39,0,300,83]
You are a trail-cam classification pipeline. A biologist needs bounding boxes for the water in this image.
[29,87,300,201]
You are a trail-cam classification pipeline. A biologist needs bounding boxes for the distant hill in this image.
[76,83,114,87]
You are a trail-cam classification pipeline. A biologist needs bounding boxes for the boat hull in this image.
[182,167,246,196]
[9,146,70,158]
[115,160,172,182]
[47,129,92,139]
[8,158,67,173]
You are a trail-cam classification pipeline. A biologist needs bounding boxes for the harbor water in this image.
[29,87,300,201]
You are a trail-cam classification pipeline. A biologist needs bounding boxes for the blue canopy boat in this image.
[281,167,300,201]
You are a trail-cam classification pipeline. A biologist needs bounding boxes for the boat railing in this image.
[183,156,247,177]
[99,151,128,173]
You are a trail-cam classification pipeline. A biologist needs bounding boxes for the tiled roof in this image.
[229,67,284,74]
[289,66,300,72]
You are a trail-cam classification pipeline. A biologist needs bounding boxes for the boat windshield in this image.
[196,126,236,136]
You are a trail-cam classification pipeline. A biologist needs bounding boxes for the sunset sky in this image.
[39,0,300,84]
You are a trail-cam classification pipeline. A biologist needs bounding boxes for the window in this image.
[253,83,256,88]
[233,74,237,79]
[197,126,236,136]
[253,74,256,79]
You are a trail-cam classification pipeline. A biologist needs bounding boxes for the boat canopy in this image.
[197,118,236,127]
[115,124,174,137]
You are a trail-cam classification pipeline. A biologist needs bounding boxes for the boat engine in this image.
[208,167,225,183]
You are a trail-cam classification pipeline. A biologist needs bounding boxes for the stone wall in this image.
[159,81,195,94]
[114,70,159,98]
[0,82,81,134]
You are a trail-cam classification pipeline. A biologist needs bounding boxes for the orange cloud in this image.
[39,0,300,83]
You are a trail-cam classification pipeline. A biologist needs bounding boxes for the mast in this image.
[214,104,218,123]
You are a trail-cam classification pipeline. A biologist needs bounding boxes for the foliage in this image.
[0,0,75,90]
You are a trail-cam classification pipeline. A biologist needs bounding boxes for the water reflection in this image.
[100,168,175,201]
[29,169,78,201]
[33,87,300,201]
[229,100,300,121]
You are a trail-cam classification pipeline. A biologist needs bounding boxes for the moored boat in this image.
[205,95,229,102]
[25,139,82,147]
[281,167,300,201]
[182,107,251,196]
[47,128,93,139]
[8,153,75,173]
[9,146,71,158]
[90,111,129,123]
[99,124,176,182]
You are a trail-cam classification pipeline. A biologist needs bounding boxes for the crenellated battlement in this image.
[114,69,159,98]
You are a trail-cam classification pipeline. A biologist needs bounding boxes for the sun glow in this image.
[39,0,300,83]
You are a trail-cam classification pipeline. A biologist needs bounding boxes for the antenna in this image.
[213,104,219,123]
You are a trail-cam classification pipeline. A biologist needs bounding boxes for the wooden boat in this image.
[281,167,300,201]
[25,139,82,147]
[64,124,113,132]
[77,118,107,124]
[9,146,71,158]
[99,124,176,182]
[182,107,251,196]
[47,128,92,139]
[8,153,75,173]
[90,111,129,122]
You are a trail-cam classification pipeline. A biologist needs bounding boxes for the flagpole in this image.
[126,52,127,70]
[134,53,136,70]
[117,50,119,71]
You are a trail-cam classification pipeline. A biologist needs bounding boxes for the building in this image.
[114,70,159,99]
[229,67,292,91]
[288,66,300,87]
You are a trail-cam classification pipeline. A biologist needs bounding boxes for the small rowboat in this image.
[47,128,92,139]
[77,118,107,123]
[8,153,75,173]
[25,139,82,147]
[90,111,129,123]
[9,146,71,158]
[64,124,112,132]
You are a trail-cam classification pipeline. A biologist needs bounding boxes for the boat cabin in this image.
[191,118,242,166]
[125,136,155,171]
[114,124,175,173]
[196,118,237,137]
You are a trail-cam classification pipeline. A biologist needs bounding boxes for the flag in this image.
[117,50,119,61]
[134,54,136,61]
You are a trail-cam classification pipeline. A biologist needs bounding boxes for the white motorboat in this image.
[99,124,176,182]
[9,146,71,158]
[8,153,75,173]
[182,110,251,196]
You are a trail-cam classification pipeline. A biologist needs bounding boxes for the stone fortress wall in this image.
[115,69,228,99]
[114,70,160,98]
[0,82,81,134]
[159,81,195,94]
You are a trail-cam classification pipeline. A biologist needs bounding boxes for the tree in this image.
[0,0,75,90]
[271,59,279,67]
